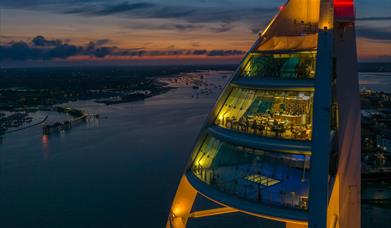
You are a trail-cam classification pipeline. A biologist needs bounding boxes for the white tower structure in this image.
[167,1,360,227]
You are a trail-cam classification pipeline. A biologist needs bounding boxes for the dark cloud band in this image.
[356,17,391,21]
[356,27,391,41]
[0,35,245,61]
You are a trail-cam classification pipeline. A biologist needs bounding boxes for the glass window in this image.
[241,52,316,79]
[190,136,310,210]
[214,88,313,141]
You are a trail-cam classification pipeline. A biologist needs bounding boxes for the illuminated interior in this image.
[214,88,313,141]
[190,135,310,210]
[257,34,319,52]
[245,174,280,187]
[241,51,316,79]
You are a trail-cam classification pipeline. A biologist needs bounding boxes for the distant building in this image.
[377,133,391,152]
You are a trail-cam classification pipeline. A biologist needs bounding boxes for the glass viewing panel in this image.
[215,88,313,141]
[190,135,310,210]
[241,52,316,79]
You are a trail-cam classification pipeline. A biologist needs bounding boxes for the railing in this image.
[215,115,312,141]
[214,88,313,141]
[191,166,309,210]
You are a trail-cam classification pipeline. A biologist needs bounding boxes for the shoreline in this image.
[3,115,48,135]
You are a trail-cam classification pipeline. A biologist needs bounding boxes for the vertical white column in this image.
[309,1,334,227]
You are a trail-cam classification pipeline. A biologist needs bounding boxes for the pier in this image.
[42,107,98,135]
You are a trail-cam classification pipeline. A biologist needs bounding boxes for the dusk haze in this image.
[1,0,390,66]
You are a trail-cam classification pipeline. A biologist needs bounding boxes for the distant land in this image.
[0,65,236,111]
[0,63,389,111]
[1,62,390,72]
[358,62,391,72]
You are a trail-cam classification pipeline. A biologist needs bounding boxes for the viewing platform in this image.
[208,126,312,153]
[186,171,309,223]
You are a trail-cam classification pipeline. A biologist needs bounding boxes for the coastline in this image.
[3,115,48,135]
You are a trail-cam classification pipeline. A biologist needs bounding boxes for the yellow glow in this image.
[327,175,340,228]
[319,0,334,30]
[257,35,318,51]
[172,206,183,217]
[197,190,308,226]
[214,88,314,141]
[167,176,197,228]
[190,207,239,218]
[245,174,280,186]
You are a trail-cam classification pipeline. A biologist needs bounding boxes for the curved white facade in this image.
[167,1,360,228]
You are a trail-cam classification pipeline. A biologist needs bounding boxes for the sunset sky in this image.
[0,0,390,65]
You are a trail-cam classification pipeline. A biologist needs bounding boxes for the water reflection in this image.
[0,71,390,228]
[41,134,49,160]
[86,117,100,129]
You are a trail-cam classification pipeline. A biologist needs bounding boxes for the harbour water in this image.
[0,71,390,227]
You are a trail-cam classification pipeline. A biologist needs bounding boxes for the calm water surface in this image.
[0,71,390,227]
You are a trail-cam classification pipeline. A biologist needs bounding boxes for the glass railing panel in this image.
[190,135,310,210]
[241,51,316,79]
[215,88,313,141]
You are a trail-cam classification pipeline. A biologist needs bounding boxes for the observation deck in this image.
[167,1,360,227]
